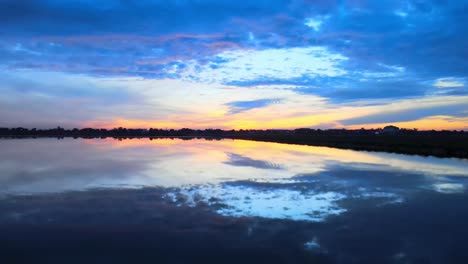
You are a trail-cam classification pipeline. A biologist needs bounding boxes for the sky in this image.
[1,0,467,130]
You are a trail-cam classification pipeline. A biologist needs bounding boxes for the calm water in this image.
[1,138,468,263]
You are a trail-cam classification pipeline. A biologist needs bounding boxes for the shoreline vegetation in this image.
[1,126,467,159]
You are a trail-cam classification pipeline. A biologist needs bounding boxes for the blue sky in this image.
[0,0,467,129]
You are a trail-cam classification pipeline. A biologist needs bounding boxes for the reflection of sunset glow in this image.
[1,138,467,194]
[86,138,468,180]
[85,137,186,148]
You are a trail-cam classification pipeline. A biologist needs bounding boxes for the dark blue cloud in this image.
[0,0,291,36]
[341,103,468,126]
[322,0,468,77]
[226,76,436,102]
[310,78,434,103]
[225,98,282,114]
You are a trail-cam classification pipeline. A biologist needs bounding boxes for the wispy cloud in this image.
[434,77,465,88]
[226,98,282,114]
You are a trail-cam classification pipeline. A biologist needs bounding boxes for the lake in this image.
[1,138,468,263]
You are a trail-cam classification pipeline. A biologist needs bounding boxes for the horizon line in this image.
[2,126,467,132]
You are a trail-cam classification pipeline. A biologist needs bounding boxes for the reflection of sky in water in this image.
[1,138,467,221]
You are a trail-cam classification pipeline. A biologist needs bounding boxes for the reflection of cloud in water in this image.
[167,184,347,221]
[165,173,413,222]
[164,159,468,221]
[304,238,321,252]
[224,153,283,170]
[0,138,467,196]
[432,183,465,194]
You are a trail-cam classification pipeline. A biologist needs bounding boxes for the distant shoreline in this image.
[1,127,467,159]
[227,135,468,159]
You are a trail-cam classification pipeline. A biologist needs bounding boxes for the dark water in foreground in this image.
[1,138,468,263]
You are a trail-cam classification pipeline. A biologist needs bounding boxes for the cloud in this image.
[180,47,349,84]
[226,98,282,114]
[0,0,289,36]
[434,77,465,88]
[341,103,468,126]
[304,16,328,31]
[224,153,283,170]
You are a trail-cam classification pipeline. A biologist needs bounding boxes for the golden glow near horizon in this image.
[80,77,468,130]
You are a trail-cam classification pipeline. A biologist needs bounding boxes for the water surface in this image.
[1,138,468,263]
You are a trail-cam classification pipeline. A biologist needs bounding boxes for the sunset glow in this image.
[1,1,467,130]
